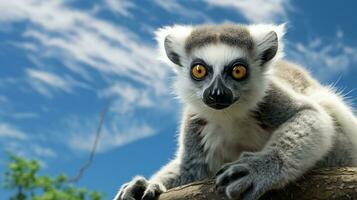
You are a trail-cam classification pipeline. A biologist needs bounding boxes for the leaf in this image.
[2,153,104,200]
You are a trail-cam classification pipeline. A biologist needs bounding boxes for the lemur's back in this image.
[272,59,320,95]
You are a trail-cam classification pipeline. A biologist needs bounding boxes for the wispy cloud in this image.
[69,125,155,153]
[0,122,57,163]
[0,123,28,140]
[0,0,175,153]
[27,69,73,94]
[99,82,154,113]
[203,0,290,23]
[153,0,211,21]
[63,116,156,153]
[288,31,357,80]
[1,0,169,90]
[1,0,172,107]
[104,0,135,17]
[26,69,89,98]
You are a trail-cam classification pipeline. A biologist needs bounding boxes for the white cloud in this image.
[0,0,176,82]
[99,82,154,113]
[203,0,290,23]
[288,32,357,80]
[69,125,155,153]
[153,0,211,21]
[27,69,73,92]
[0,123,28,140]
[12,41,39,51]
[0,122,56,162]
[0,0,169,92]
[104,0,135,17]
[0,0,176,153]
[26,69,89,98]
[64,116,156,153]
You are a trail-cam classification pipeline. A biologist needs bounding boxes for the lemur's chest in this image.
[200,116,271,173]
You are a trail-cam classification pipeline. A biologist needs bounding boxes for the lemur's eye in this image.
[191,64,207,80]
[232,65,247,80]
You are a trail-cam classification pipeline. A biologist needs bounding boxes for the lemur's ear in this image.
[248,24,286,66]
[155,25,193,68]
[164,35,182,66]
[258,31,278,63]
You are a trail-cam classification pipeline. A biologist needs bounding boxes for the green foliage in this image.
[2,154,103,200]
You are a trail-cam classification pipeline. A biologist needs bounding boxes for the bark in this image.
[158,167,357,200]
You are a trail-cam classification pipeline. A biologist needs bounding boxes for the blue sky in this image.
[0,0,357,199]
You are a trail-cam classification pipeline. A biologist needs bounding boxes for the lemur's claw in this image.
[114,176,164,200]
[216,152,281,200]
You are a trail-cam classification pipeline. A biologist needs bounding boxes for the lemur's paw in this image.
[215,152,282,200]
[114,176,165,200]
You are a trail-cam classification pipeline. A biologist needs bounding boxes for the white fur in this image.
[200,113,271,172]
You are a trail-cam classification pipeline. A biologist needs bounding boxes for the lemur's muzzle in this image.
[203,77,235,110]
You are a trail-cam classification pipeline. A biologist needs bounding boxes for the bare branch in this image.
[68,98,111,183]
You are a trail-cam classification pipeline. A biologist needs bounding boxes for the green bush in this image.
[2,154,103,200]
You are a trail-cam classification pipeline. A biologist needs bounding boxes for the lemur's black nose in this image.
[203,77,234,110]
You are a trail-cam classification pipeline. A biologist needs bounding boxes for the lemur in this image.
[115,23,357,200]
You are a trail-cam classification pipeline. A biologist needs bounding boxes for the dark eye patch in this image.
[223,58,250,81]
[224,58,249,71]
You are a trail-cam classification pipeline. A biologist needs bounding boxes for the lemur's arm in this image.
[115,114,209,200]
[149,115,209,189]
[216,85,335,200]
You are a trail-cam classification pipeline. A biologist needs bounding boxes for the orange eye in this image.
[232,65,247,80]
[192,64,207,80]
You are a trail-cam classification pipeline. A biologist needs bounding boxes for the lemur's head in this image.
[156,24,285,113]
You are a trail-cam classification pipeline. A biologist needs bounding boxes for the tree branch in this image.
[159,167,357,200]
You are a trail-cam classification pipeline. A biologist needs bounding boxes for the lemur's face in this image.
[158,24,281,111]
[182,44,259,110]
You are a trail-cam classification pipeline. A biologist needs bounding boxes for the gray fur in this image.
[180,115,210,179]
[185,24,254,53]
[253,83,312,129]
[152,114,210,189]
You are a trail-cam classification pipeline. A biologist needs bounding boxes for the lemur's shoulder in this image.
[271,60,320,94]
[252,80,314,130]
